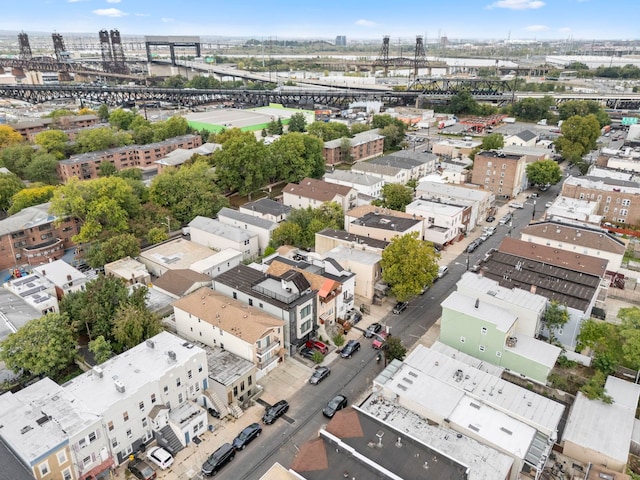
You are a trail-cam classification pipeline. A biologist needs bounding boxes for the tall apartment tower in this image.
[335,35,347,47]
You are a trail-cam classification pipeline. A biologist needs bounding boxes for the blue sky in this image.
[0,0,636,40]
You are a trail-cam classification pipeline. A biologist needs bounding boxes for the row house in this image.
[188,216,260,261]
[216,207,277,255]
[282,177,357,213]
[239,198,291,223]
[57,134,202,182]
[405,198,470,246]
[323,169,384,200]
[0,202,78,271]
[345,205,424,242]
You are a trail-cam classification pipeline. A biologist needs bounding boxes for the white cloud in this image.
[134,13,151,17]
[92,8,128,17]
[525,24,549,32]
[106,0,122,3]
[161,17,174,23]
[355,19,377,27]
[558,27,572,33]
[487,0,545,9]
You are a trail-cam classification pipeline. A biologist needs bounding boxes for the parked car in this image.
[364,322,382,338]
[340,340,361,358]
[508,202,524,209]
[499,214,512,225]
[128,459,156,480]
[486,215,496,222]
[545,201,553,208]
[466,240,481,253]
[232,423,262,451]
[262,400,289,425]
[392,301,409,314]
[305,339,329,355]
[372,331,388,350]
[480,233,490,242]
[201,443,235,476]
[322,394,348,418]
[146,446,174,470]
[437,266,449,279]
[485,226,496,236]
[345,308,362,324]
[309,366,331,385]
[299,347,316,360]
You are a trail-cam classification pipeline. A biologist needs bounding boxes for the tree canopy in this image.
[271,202,343,249]
[84,233,141,268]
[307,121,350,141]
[8,184,56,215]
[373,184,414,212]
[510,96,556,122]
[0,125,24,148]
[526,159,562,187]
[33,130,69,159]
[75,126,133,153]
[558,100,610,128]
[544,301,569,342]
[481,133,505,150]
[380,232,440,301]
[0,172,25,213]
[554,114,600,171]
[287,112,307,133]
[0,313,77,378]
[384,336,407,362]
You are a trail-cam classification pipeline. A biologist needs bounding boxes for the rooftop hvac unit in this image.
[113,379,125,393]
[93,366,103,378]
[146,339,155,349]
[167,350,177,361]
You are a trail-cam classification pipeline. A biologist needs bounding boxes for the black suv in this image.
[392,301,409,314]
[232,423,262,451]
[340,340,361,358]
[128,459,156,480]
[202,443,235,476]
[262,400,289,425]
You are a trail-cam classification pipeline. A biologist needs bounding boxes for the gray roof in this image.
[0,287,42,344]
[387,149,439,164]
[206,347,255,386]
[323,169,383,186]
[369,155,423,170]
[324,128,383,148]
[241,198,291,217]
[416,181,490,202]
[188,216,257,242]
[0,202,57,236]
[351,211,421,232]
[0,439,32,480]
[317,229,389,249]
[514,129,538,142]
[217,207,277,230]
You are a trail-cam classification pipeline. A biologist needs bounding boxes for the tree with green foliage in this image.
[132,125,155,145]
[447,90,480,115]
[381,232,440,301]
[149,160,228,223]
[350,123,372,135]
[0,125,23,148]
[84,233,141,268]
[0,313,76,378]
[146,226,169,245]
[544,301,570,342]
[481,133,504,150]
[88,335,113,364]
[271,202,343,249]
[43,108,76,119]
[98,160,117,177]
[267,118,284,135]
[60,275,147,345]
[371,114,408,150]
[0,144,34,178]
[50,176,141,243]
[0,172,25,213]
[374,183,413,212]
[25,152,59,185]
[511,96,556,122]
[163,75,188,88]
[33,130,69,159]
[214,131,270,196]
[526,159,562,187]
[108,108,138,131]
[307,121,350,141]
[8,184,56,215]
[75,126,133,153]
[554,114,601,169]
[113,304,164,351]
[580,370,613,403]
[384,336,407,362]
[339,137,353,164]
[558,100,610,128]
[268,132,325,183]
[311,350,325,364]
[287,112,307,133]
[97,104,110,122]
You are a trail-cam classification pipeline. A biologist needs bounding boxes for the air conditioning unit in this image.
[146,339,155,349]
[113,379,125,393]
[93,366,103,378]
[167,350,177,361]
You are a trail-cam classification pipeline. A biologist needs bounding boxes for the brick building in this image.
[471,150,527,199]
[561,175,640,226]
[322,129,384,166]
[57,134,202,182]
[0,203,78,271]
[10,114,100,141]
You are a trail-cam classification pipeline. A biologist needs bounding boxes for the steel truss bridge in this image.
[0,83,639,110]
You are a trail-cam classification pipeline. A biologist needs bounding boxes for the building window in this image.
[62,468,72,480]
[301,305,311,317]
[248,375,252,386]
[619,218,626,223]
[232,292,237,299]
[502,163,506,170]
[233,386,238,397]
[123,411,129,422]
[500,172,505,177]
[142,417,148,428]
[127,429,132,438]
[108,421,114,431]
[248,298,253,306]
[178,393,183,403]
[622,199,631,206]
[241,381,245,392]
[89,431,96,443]
[57,450,67,465]
[606,196,611,204]
[486,169,491,175]
[176,377,181,387]
[112,438,118,448]
[579,193,585,199]
[460,336,465,343]
[198,365,203,373]
[188,370,192,379]
[479,345,486,352]
[151,393,156,403]
[604,206,609,213]
[300,319,312,334]
[496,351,502,358]
[39,461,50,476]
[481,327,487,335]
[620,209,628,216]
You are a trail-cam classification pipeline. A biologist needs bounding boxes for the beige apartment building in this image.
[471,151,527,199]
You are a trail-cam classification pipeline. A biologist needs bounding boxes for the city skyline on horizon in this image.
[0,0,638,43]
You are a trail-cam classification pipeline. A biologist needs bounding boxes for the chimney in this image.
[530,285,537,295]
[475,298,479,308]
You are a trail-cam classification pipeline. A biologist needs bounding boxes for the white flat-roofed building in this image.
[323,169,384,199]
[344,205,424,242]
[3,273,59,315]
[322,245,382,301]
[456,272,547,338]
[370,344,564,480]
[189,248,243,278]
[432,138,481,158]
[32,259,87,297]
[63,332,209,465]
[188,216,259,260]
[603,157,640,173]
[239,198,291,223]
[138,238,217,277]
[588,166,637,182]
[216,207,277,255]
[500,144,551,163]
[105,256,151,285]
[406,198,468,246]
[563,376,640,473]
[544,196,602,225]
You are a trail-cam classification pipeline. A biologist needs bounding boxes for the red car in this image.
[372,332,388,350]
[305,339,329,355]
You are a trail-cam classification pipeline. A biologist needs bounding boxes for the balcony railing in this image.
[257,354,279,370]
[256,339,280,356]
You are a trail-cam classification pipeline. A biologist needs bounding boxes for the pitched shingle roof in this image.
[284,177,353,202]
